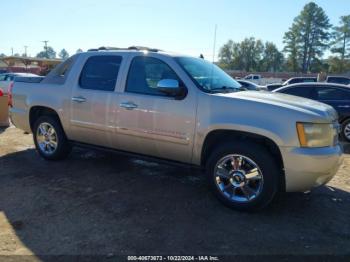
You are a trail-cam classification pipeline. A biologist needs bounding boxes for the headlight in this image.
[296,122,338,148]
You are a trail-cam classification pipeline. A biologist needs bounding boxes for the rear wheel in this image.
[33,116,71,160]
[341,119,350,143]
[206,141,281,211]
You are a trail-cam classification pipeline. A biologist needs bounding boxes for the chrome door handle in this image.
[72,96,87,103]
[338,105,350,108]
[120,102,138,110]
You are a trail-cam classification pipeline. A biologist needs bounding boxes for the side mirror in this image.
[157,79,181,96]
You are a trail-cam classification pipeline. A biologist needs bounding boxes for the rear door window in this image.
[79,55,122,91]
[314,87,350,101]
[280,86,313,98]
[328,77,350,85]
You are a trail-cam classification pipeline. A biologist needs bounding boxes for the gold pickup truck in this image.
[9,47,343,211]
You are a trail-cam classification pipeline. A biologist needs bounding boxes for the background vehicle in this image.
[266,83,283,91]
[0,73,38,94]
[267,77,317,91]
[9,47,342,211]
[237,80,267,91]
[244,74,261,81]
[274,83,350,142]
[326,76,350,85]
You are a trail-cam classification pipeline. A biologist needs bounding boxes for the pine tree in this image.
[331,15,350,72]
[283,2,331,73]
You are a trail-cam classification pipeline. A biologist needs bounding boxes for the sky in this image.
[1,0,349,60]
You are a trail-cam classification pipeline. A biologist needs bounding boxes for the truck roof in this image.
[84,46,182,57]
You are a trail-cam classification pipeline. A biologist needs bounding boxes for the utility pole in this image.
[11,48,14,56]
[212,24,217,63]
[24,46,28,57]
[42,40,49,58]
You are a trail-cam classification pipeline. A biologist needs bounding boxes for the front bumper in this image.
[281,144,343,192]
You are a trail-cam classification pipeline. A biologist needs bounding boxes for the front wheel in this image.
[206,141,281,211]
[33,116,71,160]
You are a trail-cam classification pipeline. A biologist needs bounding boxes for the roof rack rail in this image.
[127,46,161,52]
[87,46,161,52]
[87,46,126,52]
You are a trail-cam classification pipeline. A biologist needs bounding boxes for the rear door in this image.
[312,86,350,121]
[69,54,124,147]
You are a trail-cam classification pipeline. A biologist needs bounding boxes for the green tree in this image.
[58,49,69,59]
[283,29,300,72]
[331,15,350,72]
[218,40,235,69]
[218,40,244,70]
[239,37,264,71]
[218,37,265,71]
[0,53,6,57]
[36,46,56,59]
[283,2,331,73]
[261,42,284,72]
[328,56,350,73]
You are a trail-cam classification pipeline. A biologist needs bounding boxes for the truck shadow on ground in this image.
[0,147,350,257]
[0,126,7,134]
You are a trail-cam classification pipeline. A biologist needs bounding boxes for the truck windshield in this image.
[175,56,242,93]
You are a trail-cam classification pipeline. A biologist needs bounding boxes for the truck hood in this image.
[218,91,338,122]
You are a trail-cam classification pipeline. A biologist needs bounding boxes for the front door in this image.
[115,55,197,163]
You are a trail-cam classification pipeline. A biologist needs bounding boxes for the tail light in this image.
[8,81,14,107]
[0,88,3,97]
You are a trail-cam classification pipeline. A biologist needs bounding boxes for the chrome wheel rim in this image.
[214,154,264,203]
[36,122,58,155]
[344,123,350,140]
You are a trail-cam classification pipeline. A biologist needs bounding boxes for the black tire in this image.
[206,141,281,212]
[33,115,71,160]
[340,119,350,143]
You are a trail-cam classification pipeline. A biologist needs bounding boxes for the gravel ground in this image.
[0,126,350,260]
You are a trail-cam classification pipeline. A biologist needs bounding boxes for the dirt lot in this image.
[0,126,350,260]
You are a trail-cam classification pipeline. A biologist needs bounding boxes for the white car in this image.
[0,73,38,94]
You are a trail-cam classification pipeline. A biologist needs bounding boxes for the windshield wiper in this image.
[210,86,241,93]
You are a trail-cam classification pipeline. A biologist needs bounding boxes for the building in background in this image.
[0,56,62,75]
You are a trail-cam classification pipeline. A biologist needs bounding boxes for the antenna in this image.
[209,24,218,89]
[212,24,217,63]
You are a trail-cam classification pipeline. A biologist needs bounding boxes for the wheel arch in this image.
[29,106,62,133]
[200,129,285,191]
